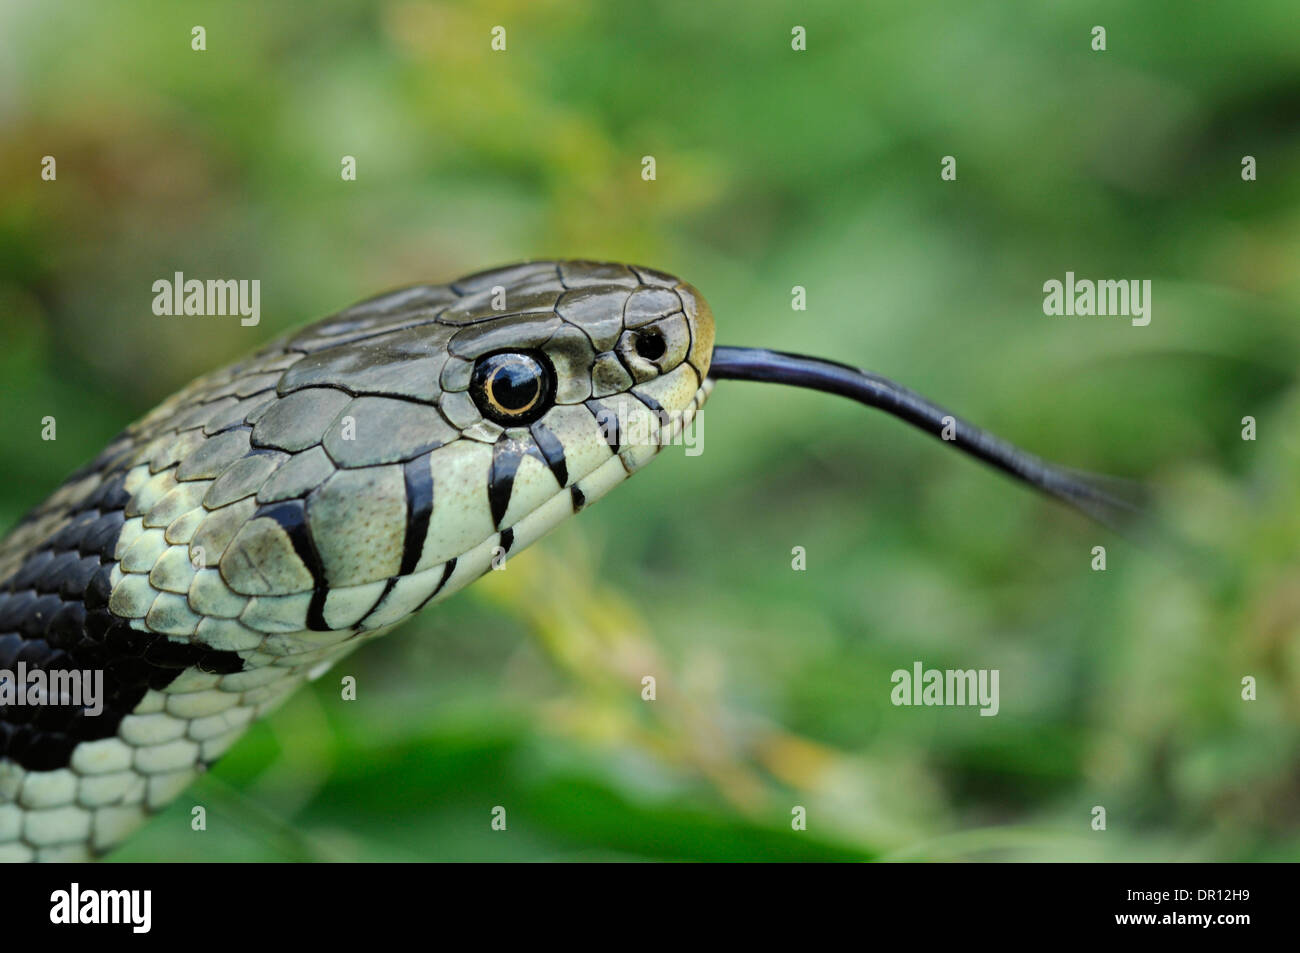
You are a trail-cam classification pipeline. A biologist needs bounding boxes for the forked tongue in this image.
[708,346,1148,534]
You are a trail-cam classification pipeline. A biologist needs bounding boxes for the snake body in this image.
[0,260,714,860]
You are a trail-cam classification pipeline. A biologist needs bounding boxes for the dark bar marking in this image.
[415,558,458,612]
[254,500,331,631]
[359,576,399,627]
[400,456,434,576]
[585,399,621,454]
[529,421,569,487]
[489,439,526,529]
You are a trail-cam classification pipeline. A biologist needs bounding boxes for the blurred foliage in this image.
[1,0,1298,860]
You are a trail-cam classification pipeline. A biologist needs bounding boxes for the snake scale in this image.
[0,259,1132,861]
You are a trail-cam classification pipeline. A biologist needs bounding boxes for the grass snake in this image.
[0,260,1141,860]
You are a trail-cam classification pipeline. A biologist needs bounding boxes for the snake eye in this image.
[469,351,556,426]
[634,328,666,362]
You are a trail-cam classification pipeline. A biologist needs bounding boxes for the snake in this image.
[0,259,1141,861]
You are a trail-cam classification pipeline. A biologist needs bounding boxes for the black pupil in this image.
[635,329,666,361]
[489,358,540,411]
[471,352,553,425]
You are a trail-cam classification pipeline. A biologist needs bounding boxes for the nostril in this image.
[634,328,666,362]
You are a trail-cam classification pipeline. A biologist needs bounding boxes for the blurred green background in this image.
[2,0,1299,861]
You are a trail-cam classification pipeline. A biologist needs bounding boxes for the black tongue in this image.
[707,345,1149,533]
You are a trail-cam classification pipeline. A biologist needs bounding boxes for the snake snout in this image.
[677,280,715,382]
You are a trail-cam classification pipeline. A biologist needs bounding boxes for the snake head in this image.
[108,260,719,638]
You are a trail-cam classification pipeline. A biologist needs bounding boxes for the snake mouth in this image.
[707,346,1148,532]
